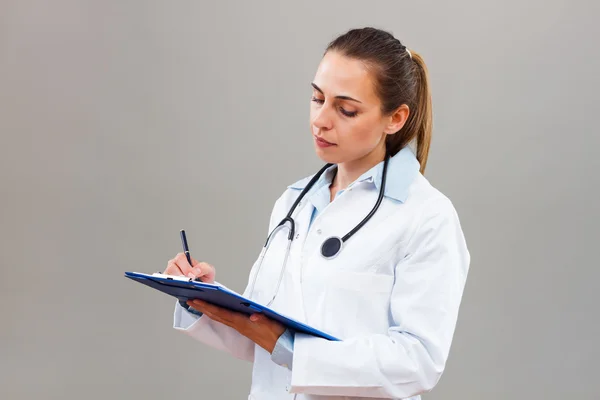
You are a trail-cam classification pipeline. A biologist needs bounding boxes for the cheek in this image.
[340,118,380,146]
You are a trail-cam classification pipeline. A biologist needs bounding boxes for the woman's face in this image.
[310,51,405,164]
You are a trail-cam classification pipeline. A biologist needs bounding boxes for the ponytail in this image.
[385,50,433,175]
[409,50,432,174]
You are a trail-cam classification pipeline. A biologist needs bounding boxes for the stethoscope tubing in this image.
[248,151,391,302]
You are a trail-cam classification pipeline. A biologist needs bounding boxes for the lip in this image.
[314,135,336,147]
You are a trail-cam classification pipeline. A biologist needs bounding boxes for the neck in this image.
[332,145,387,191]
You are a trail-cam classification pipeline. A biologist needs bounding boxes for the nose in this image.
[312,104,334,131]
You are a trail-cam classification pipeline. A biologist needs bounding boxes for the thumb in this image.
[249,313,265,323]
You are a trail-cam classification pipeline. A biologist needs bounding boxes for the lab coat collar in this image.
[287,146,420,203]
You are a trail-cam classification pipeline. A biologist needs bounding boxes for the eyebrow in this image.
[311,83,362,104]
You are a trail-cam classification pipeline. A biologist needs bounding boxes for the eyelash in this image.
[311,96,358,118]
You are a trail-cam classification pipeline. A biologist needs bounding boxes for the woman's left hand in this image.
[187,299,286,354]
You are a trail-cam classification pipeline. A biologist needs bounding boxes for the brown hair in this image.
[325,27,433,174]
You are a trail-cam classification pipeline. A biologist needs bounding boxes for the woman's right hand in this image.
[164,253,216,284]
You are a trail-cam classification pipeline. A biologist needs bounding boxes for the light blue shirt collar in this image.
[287,146,420,203]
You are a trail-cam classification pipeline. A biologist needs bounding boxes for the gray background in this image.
[1,0,598,399]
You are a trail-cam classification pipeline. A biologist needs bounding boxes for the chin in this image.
[314,146,344,164]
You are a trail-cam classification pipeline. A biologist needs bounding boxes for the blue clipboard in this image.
[124,271,340,341]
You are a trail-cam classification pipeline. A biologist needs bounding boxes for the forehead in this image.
[313,51,378,103]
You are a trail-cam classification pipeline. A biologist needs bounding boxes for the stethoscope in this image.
[247,151,391,306]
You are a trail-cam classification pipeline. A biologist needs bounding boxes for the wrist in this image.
[266,331,283,354]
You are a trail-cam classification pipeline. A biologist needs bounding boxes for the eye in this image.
[311,96,324,105]
[340,108,358,118]
[312,96,358,118]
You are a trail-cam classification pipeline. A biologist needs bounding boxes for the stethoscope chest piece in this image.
[321,236,343,259]
[248,151,391,301]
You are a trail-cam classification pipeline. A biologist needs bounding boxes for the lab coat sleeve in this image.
[270,328,295,370]
[171,193,286,363]
[172,292,255,362]
[289,198,471,398]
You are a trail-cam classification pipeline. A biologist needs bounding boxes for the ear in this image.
[384,104,410,135]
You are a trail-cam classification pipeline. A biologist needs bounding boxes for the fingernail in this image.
[250,314,258,322]
[193,267,202,274]
[187,272,195,279]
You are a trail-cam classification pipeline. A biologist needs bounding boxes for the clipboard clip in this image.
[152,272,193,282]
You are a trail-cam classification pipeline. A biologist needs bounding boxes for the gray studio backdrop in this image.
[1,1,598,399]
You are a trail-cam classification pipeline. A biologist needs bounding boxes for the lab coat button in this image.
[316,229,322,235]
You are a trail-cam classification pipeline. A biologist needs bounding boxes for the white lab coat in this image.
[173,170,470,400]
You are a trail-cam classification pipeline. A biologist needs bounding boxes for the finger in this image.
[248,313,285,339]
[174,252,194,277]
[190,300,243,325]
[188,301,218,320]
[187,300,216,316]
[189,262,215,282]
[249,313,271,324]
[164,259,184,275]
[192,262,216,283]
[189,299,220,315]
[188,303,230,326]
[175,253,205,279]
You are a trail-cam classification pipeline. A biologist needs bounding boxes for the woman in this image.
[164,27,470,400]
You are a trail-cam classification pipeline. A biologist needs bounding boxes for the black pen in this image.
[179,229,197,281]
